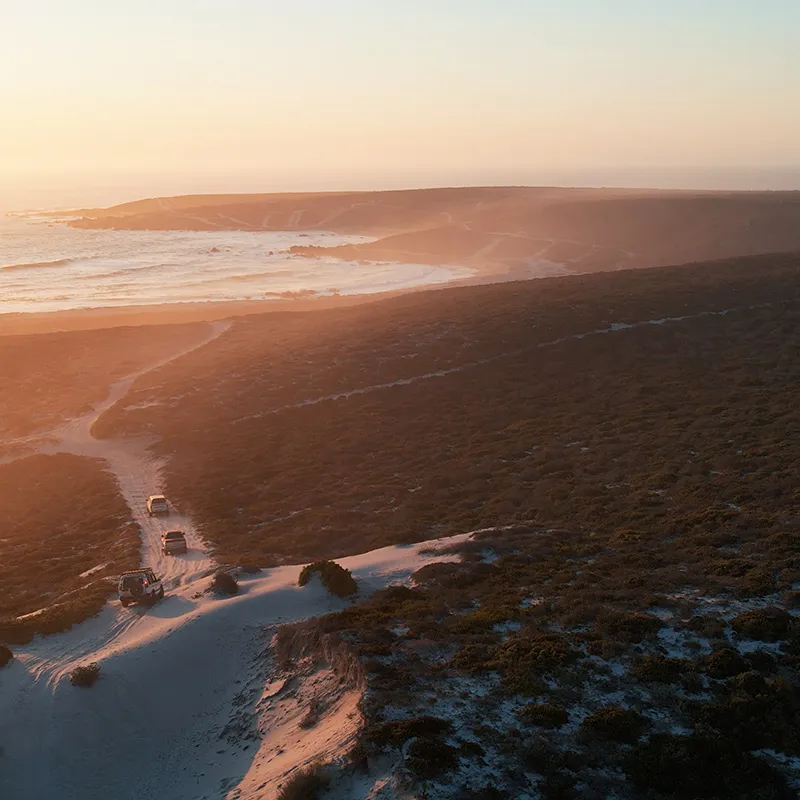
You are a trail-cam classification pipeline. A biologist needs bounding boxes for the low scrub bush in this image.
[690,674,800,754]
[405,735,460,780]
[631,654,690,683]
[298,560,357,598]
[732,608,792,641]
[277,761,330,800]
[368,716,453,748]
[70,662,101,687]
[704,647,748,679]
[450,633,578,696]
[594,610,663,642]
[626,733,790,799]
[518,702,569,729]
[210,571,239,595]
[0,644,13,668]
[582,706,646,744]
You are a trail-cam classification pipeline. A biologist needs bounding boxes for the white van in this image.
[147,495,169,516]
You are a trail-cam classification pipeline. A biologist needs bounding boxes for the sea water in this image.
[0,214,473,314]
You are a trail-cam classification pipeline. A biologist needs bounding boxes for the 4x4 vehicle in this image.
[118,569,164,607]
[162,530,188,555]
[147,495,169,516]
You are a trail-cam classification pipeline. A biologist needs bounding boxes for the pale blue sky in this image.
[2,1,799,199]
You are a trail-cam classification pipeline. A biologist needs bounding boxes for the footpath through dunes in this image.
[0,533,470,800]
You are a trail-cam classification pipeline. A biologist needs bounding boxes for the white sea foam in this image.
[0,215,474,314]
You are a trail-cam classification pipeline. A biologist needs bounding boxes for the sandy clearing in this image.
[0,533,470,800]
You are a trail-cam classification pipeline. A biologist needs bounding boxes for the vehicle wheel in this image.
[158,587,165,600]
[120,598,130,607]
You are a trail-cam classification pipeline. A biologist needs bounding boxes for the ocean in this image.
[0,214,473,315]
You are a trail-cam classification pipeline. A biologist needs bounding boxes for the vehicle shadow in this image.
[144,595,196,619]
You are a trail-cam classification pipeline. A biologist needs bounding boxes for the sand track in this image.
[0,318,472,799]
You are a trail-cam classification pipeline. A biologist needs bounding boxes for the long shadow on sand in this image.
[140,595,197,620]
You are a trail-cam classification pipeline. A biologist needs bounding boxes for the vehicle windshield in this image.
[164,531,184,539]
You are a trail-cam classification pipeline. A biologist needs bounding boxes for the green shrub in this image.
[0,644,13,668]
[277,761,330,800]
[731,608,792,641]
[210,571,239,595]
[518,702,569,729]
[298,560,357,598]
[582,706,646,744]
[70,662,101,687]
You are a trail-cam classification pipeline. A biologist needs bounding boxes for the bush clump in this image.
[582,706,646,744]
[405,735,460,780]
[277,761,330,800]
[0,644,13,668]
[594,610,663,642]
[626,733,790,799]
[518,702,569,729]
[459,633,577,696]
[210,571,239,596]
[731,608,792,641]
[368,715,453,748]
[298,560,357,598]
[704,647,748,679]
[631,654,690,683]
[70,662,101,687]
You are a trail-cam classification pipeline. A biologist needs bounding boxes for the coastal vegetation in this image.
[298,561,358,597]
[0,321,207,448]
[2,249,800,793]
[0,454,137,644]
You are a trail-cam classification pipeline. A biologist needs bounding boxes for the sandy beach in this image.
[0,259,539,336]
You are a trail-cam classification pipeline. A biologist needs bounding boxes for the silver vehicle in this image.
[118,569,164,607]
[147,495,169,516]
[162,530,188,555]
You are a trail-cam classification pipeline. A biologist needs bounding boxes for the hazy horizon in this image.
[4,165,800,214]
[4,1,799,212]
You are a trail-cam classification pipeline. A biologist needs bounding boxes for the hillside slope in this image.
[92,251,800,564]
[88,250,800,797]
[68,187,800,276]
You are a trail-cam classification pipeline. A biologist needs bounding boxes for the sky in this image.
[1,1,800,205]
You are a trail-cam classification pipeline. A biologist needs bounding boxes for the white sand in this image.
[0,531,469,800]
